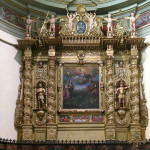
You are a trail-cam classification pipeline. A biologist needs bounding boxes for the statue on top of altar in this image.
[59,5,103,36]
[24,4,140,38]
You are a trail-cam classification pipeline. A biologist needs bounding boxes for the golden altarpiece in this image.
[15,5,148,142]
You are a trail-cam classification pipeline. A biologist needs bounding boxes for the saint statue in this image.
[36,83,46,109]
[49,14,56,32]
[116,80,130,108]
[22,15,39,34]
[85,12,96,31]
[124,13,136,31]
[104,14,117,31]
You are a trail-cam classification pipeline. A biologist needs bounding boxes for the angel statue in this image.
[22,15,39,34]
[124,13,140,31]
[103,14,117,31]
[85,12,96,31]
[67,8,77,31]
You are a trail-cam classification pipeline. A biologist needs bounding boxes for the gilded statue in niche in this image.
[116,80,130,108]
[36,82,46,109]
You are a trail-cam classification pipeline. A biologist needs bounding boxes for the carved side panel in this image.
[22,127,32,140]
[15,67,23,128]
[22,48,33,140]
[139,65,148,140]
[139,65,148,127]
[130,127,141,142]
[106,128,115,140]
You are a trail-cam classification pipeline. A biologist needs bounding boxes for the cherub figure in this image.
[67,11,77,30]
[22,15,39,33]
[116,81,130,108]
[104,14,117,31]
[124,13,140,31]
[86,12,96,31]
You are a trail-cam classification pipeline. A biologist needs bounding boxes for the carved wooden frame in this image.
[58,62,105,114]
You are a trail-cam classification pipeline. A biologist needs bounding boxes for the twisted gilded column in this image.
[130,47,141,142]
[105,45,115,140]
[47,46,57,140]
[22,47,33,140]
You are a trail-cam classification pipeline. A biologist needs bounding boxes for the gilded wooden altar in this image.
[15,5,148,142]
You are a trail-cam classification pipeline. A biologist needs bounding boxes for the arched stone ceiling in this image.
[13,0,147,15]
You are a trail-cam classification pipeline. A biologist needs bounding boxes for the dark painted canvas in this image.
[63,66,99,109]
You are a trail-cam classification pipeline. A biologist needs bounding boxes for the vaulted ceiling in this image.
[15,0,146,15]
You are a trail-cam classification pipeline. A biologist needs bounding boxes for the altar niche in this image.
[62,65,99,109]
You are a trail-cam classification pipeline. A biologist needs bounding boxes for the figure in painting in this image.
[87,80,99,104]
[85,12,96,31]
[36,83,46,109]
[67,10,77,30]
[104,14,117,31]
[63,80,74,100]
[116,80,130,108]
[77,69,85,78]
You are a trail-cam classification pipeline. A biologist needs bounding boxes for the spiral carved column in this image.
[130,48,141,142]
[22,47,33,140]
[47,46,57,140]
[105,46,115,140]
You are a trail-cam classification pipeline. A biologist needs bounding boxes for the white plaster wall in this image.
[0,30,150,140]
[0,30,21,140]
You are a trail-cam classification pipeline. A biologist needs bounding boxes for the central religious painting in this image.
[63,65,99,109]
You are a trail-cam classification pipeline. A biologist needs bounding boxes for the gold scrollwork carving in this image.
[22,128,32,140]
[106,128,115,140]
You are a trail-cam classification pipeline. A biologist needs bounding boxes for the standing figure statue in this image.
[124,13,140,31]
[124,13,136,31]
[49,14,56,32]
[67,11,77,31]
[104,14,117,31]
[36,83,46,109]
[116,81,130,108]
[86,12,96,31]
[22,15,39,34]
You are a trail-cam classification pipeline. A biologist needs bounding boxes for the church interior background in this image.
[1,0,150,149]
